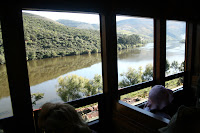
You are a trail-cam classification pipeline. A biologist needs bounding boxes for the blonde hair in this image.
[38,102,91,133]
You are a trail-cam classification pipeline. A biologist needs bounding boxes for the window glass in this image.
[120,87,151,106]
[0,22,13,119]
[76,103,98,122]
[165,77,184,90]
[165,20,185,90]
[166,20,186,76]
[116,15,154,88]
[22,10,102,109]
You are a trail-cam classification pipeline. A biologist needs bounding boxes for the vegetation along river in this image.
[0,41,185,118]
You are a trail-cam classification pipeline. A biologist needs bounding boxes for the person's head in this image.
[38,102,91,133]
[146,85,174,111]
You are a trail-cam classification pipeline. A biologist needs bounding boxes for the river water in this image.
[0,41,185,119]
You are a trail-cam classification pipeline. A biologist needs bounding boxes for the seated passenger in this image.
[159,105,200,133]
[38,102,93,133]
[144,85,174,119]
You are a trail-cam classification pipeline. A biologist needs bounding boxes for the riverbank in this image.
[0,42,146,65]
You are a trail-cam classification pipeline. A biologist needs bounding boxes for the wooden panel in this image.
[191,74,200,89]
[114,101,169,133]
[17,0,200,22]
[114,112,156,133]
[99,10,118,132]
[184,22,196,93]
[194,24,200,73]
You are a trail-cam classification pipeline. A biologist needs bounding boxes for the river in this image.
[0,41,185,119]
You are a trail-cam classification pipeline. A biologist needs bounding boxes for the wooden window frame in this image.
[0,6,192,133]
[0,8,118,132]
[0,8,35,132]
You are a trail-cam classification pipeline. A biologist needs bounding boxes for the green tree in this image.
[57,74,103,102]
[179,61,185,72]
[27,51,36,60]
[166,59,171,74]
[0,47,4,55]
[171,61,179,73]
[31,93,44,105]
[51,51,57,57]
[142,64,153,81]
[119,67,143,88]
[85,74,102,96]
[178,61,185,85]
[0,54,5,64]
[91,48,98,53]
[57,75,87,102]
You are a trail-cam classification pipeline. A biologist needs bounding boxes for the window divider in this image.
[154,18,166,86]
[1,8,35,132]
[165,72,184,82]
[118,81,154,96]
[65,93,102,108]
[99,11,118,132]
[184,22,196,92]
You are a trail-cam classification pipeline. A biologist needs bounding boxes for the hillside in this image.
[23,13,141,60]
[22,13,101,60]
[57,18,153,42]
[0,13,186,64]
[58,18,186,42]
[0,13,142,64]
[117,18,154,41]
[57,19,99,30]
[167,21,186,40]
[117,18,186,41]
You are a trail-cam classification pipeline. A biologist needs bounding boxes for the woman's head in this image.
[146,85,174,110]
[38,102,91,133]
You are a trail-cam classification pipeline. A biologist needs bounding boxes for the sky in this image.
[22,10,133,24]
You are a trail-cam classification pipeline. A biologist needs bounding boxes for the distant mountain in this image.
[57,19,99,30]
[166,21,186,40]
[117,18,154,41]
[57,18,186,42]
[22,13,101,61]
[117,18,186,41]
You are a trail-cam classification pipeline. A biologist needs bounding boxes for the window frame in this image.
[0,7,192,133]
[117,17,187,104]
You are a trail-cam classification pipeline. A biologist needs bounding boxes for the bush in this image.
[119,67,143,87]
[57,74,102,102]
[81,50,91,55]
[31,93,44,105]
[91,48,98,53]
[0,54,5,64]
[27,51,36,60]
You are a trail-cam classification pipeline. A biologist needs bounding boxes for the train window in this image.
[117,15,154,88]
[22,10,102,110]
[165,20,186,90]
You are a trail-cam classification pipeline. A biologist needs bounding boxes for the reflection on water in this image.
[0,59,13,119]
[118,43,153,62]
[166,41,185,63]
[0,64,10,99]
[0,41,185,115]
[27,53,101,86]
